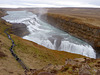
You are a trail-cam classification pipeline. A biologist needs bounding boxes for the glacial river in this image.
[2,11,96,58]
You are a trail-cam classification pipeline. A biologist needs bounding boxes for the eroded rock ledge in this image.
[41,13,100,52]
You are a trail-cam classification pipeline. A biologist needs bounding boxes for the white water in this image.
[2,11,96,58]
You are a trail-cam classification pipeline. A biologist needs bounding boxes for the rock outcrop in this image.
[11,23,30,37]
[41,13,100,52]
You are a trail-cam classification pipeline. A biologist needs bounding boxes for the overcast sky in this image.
[0,0,100,8]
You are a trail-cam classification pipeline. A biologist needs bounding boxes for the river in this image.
[2,11,96,58]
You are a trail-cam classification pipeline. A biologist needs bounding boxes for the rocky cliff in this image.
[41,13,100,52]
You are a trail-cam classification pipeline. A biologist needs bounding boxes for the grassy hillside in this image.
[12,35,85,69]
[0,18,25,75]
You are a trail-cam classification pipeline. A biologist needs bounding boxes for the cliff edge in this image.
[41,13,100,53]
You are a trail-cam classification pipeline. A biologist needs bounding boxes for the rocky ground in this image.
[24,57,100,75]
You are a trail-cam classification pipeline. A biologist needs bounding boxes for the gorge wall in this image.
[41,13,100,52]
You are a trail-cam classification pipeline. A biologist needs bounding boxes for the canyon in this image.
[0,8,100,75]
[42,13,100,49]
[2,10,96,58]
[39,8,100,55]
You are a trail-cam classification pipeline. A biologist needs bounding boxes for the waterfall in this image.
[2,11,96,58]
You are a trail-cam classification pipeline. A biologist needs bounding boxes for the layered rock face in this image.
[41,13,100,52]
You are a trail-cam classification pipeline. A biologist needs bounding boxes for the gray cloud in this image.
[0,0,100,8]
